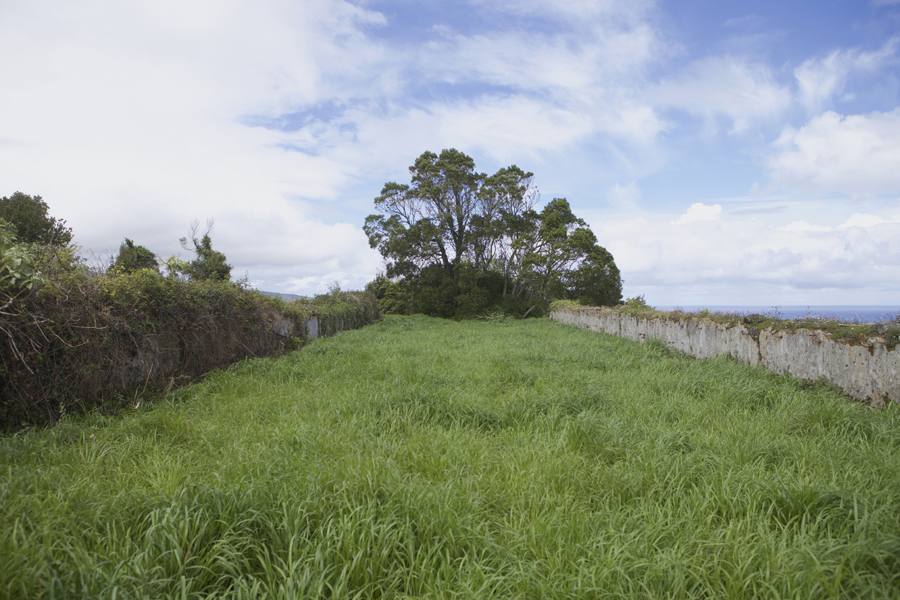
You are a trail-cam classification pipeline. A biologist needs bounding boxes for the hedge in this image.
[0,271,379,429]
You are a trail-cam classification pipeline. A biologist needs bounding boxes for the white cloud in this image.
[768,109,900,195]
[469,0,653,22]
[0,0,394,293]
[650,56,792,132]
[3,0,896,304]
[433,97,594,161]
[838,213,893,229]
[608,182,642,210]
[782,213,900,232]
[672,203,722,224]
[783,221,832,233]
[413,15,664,147]
[591,206,900,305]
[0,0,675,294]
[794,37,899,113]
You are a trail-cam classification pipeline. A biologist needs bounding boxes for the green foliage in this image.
[175,221,232,282]
[1,317,899,597]
[181,234,232,282]
[161,254,191,280]
[549,299,581,312]
[365,149,622,319]
[110,238,159,274]
[0,220,47,291]
[0,191,73,246]
[618,294,654,316]
[564,245,622,307]
[366,274,415,315]
[305,289,381,338]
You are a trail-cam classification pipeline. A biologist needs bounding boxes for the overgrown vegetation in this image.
[364,149,622,319]
[0,197,380,429]
[564,295,900,349]
[0,262,379,428]
[110,238,159,274]
[2,316,898,598]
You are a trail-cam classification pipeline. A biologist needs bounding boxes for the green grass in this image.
[2,315,899,599]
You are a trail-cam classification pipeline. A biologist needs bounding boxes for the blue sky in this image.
[1,0,899,305]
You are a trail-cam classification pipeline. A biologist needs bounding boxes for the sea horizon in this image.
[654,305,900,324]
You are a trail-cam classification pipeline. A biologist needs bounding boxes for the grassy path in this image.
[1,315,899,598]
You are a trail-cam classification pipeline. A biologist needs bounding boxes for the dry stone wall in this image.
[551,307,900,406]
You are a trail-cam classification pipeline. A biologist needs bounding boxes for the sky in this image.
[1,0,899,305]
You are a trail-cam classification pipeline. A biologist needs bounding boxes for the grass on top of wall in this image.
[1,315,899,599]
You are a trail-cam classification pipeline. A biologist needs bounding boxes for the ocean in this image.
[654,305,900,324]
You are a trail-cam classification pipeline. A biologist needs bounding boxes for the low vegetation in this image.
[2,316,898,598]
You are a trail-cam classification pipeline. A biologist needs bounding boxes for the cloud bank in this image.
[1,0,898,302]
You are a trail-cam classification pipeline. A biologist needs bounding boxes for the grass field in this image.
[1,315,899,599]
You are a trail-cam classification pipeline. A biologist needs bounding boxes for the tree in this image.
[0,192,73,246]
[111,239,159,274]
[179,220,232,282]
[364,149,535,282]
[365,150,622,317]
[565,246,622,307]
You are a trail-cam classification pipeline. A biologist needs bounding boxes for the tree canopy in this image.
[364,149,622,318]
[111,239,159,274]
[179,220,232,282]
[0,192,73,246]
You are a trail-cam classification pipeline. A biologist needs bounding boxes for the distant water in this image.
[655,305,900,324]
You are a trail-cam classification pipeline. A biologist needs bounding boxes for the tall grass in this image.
[1,315,899,598]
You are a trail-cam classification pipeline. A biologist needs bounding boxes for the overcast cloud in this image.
[1,0,899,304]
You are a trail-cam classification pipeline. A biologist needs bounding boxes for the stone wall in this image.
[550,307,900,406]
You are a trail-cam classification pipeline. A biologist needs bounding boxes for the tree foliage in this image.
[0,192,73,247]
[111,238,159,274]
[365,149,622,317]
[178,220,232,282]
[0,219,47,291]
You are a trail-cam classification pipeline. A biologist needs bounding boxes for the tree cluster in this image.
[0,192,232,290]
[0,192,73,247]
[364,149,622,318]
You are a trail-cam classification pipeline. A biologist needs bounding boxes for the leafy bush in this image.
[110,238,159,274]
[0,219,47,291]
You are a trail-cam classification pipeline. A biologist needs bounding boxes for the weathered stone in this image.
[551,307,899,406]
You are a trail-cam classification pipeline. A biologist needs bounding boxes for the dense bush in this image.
[0,268,379,429]
[368,266,537,319]
[110,238,159,274]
